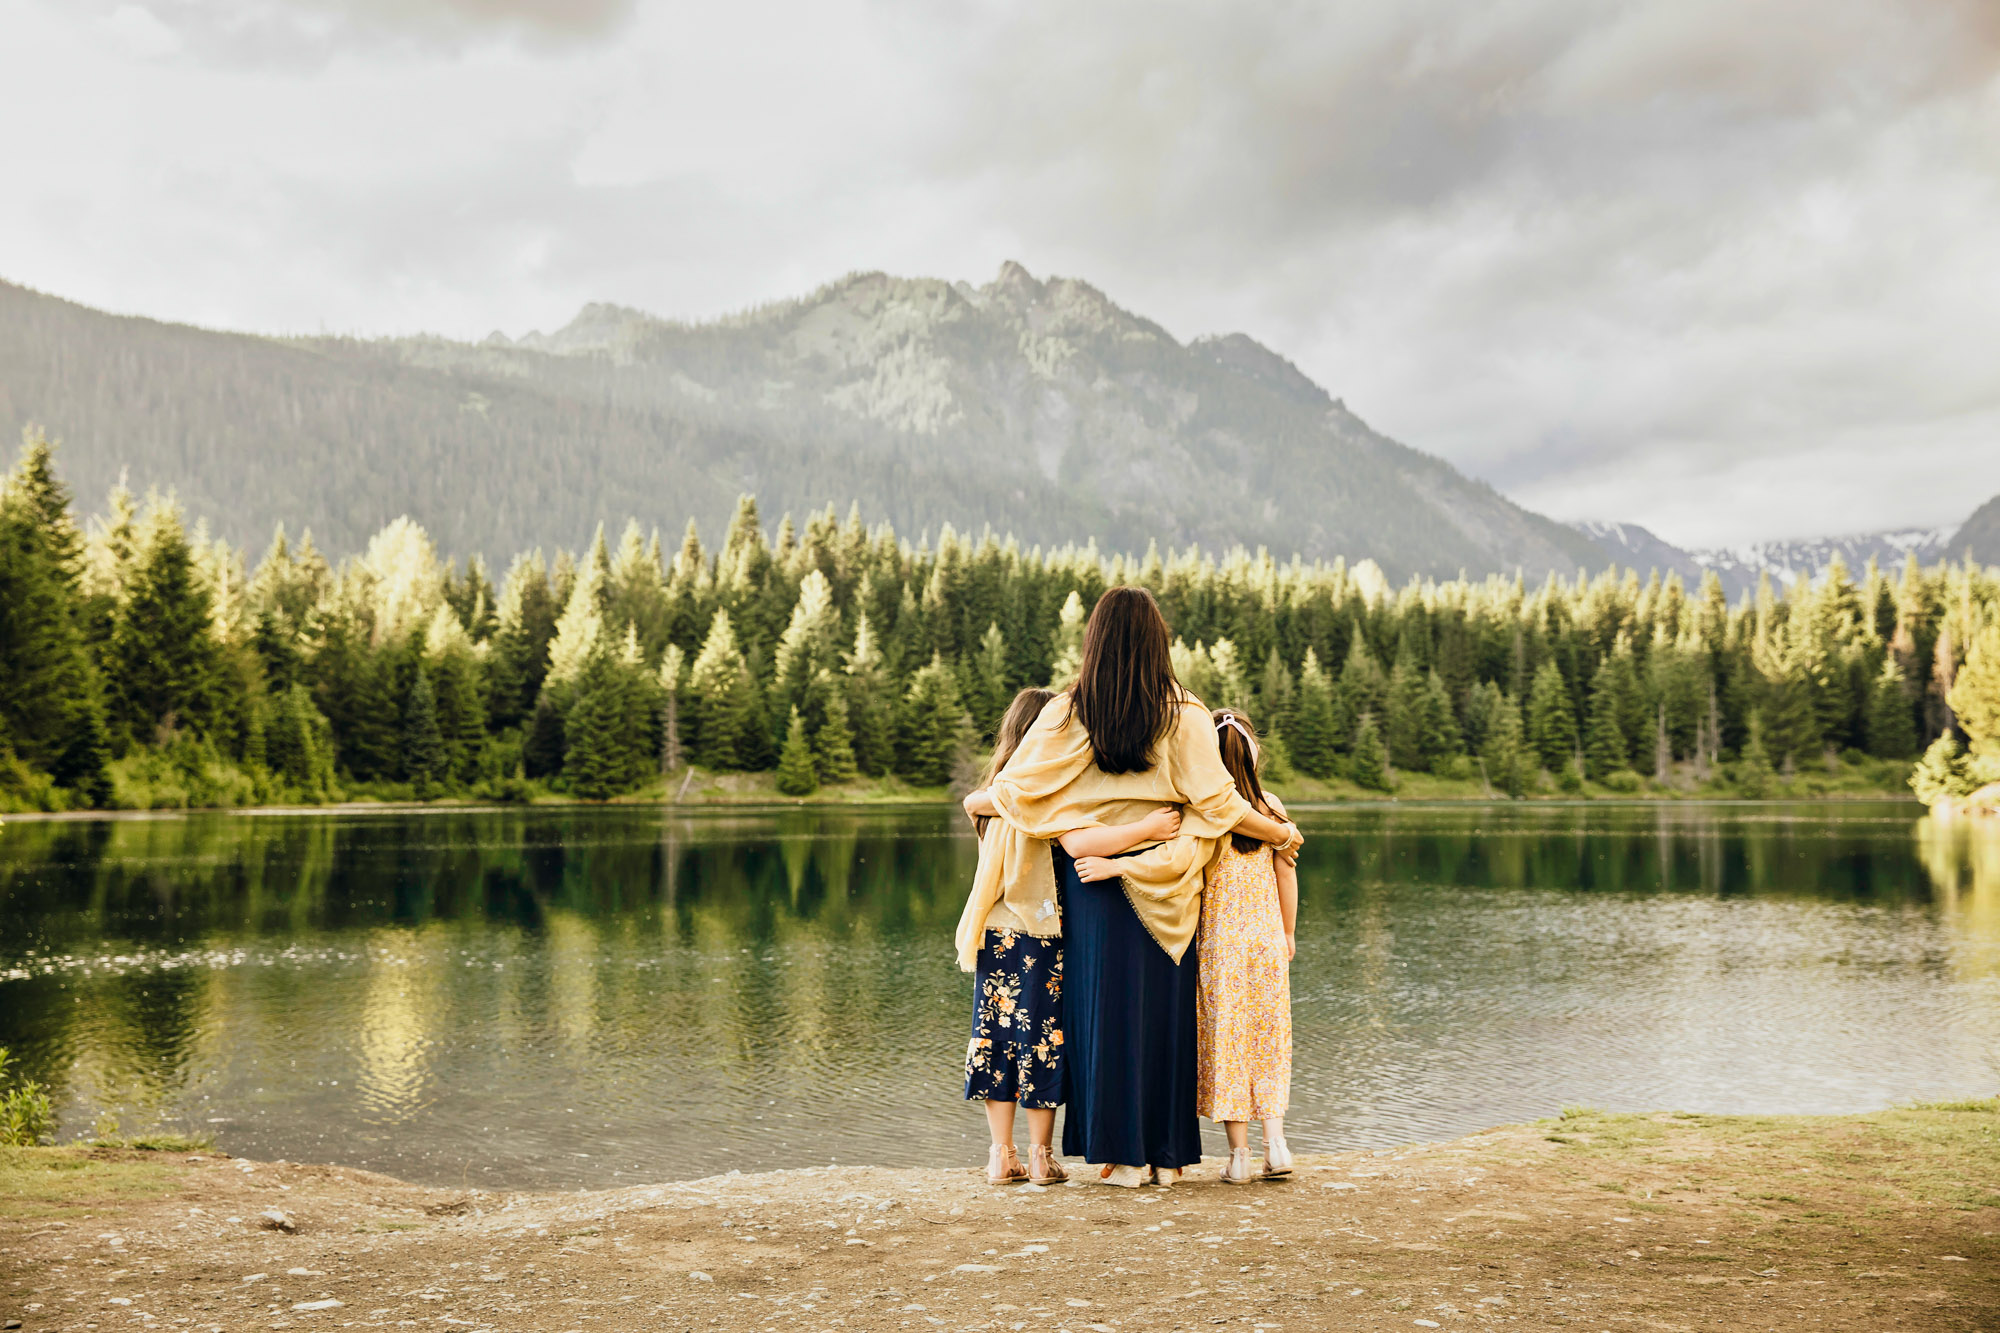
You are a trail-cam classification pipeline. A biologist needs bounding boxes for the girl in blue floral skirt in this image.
[958,688,1182,1185]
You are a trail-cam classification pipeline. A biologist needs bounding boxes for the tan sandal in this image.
[1262,1137,1294,1179]
[986,1144,1028,1185]
[1028,1144,1068,1185]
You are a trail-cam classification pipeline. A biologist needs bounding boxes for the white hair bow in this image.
[1214,710,1255,745]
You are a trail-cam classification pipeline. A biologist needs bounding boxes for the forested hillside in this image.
[0,267,1605,579]
[4,429,1996,814]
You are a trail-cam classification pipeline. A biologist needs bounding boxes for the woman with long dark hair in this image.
[963,586,1301,1184]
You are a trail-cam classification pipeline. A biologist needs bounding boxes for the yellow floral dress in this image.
[1195,838,1291,1121]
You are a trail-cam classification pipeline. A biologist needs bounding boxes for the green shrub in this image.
[0,1047,56,1147]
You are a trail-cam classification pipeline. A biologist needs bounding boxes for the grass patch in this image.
[0,1145,189,1219]
[83,1132,215,1152]
[1907,1095,1999,1114]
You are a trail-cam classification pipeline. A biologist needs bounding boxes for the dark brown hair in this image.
[1212,708,1275,854]
[1069,586,1184,774]
[975,687,1057,836]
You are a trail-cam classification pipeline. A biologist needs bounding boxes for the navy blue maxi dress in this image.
[1056,845,1204,1170]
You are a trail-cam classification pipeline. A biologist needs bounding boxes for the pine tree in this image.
[1525,660,1577,774]
[898,654,967,787]
[1047,591,1086,687]
[776,707,819,796]
[1946,622,2000,758]
[689,608,750,769]
[109,500,222,744]
[1865,656,1919,759]
[402,668,447,798]
[1583,660,1629,779]
[1762,666,1820,772]
[1415,669,1463,772]
[524,693,566,778]
[1288,648,1338,779]
[1259,648,1297,748]
[1739,712,1775,798]
[808,672,860,785]
[846,613,896,776]
[970,623,1012,737]
[1349,711,1391,792]
[1334,635,1386,753]
[1384,647,1425,771]
[1481,694,1531,798]
[0,454,110,803]
[564,651,637,800]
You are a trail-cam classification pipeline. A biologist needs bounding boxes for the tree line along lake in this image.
[1,800,1993,1188]
[6,432,1998,818]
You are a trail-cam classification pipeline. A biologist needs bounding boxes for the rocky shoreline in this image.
[2,1103,1994,1332]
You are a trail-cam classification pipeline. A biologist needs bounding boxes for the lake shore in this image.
[0,761,1924,821]
[3,1103,1993,1332]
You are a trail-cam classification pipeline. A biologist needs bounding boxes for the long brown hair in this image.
[1069,586,1184,774]
[1212,707,1275,853]
[975,687,1057,835]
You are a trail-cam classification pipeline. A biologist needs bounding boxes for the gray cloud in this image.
[5,0,1998,545]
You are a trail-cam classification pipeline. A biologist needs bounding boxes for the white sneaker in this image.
[1220,1147,1255,1184]
[1099,1163,1147,1188]
[1262,1138,1293,1179]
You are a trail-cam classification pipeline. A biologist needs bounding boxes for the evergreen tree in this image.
[428,643,487,784]
[1334,635,1387,752]
[689,608,750,769]
[1259,648,1298,750]
[524,693,566,778]
[1481,694,1531,798]
[1047,591,1086,687]
[808,672,860,785]
[1415,668,1463,772]
[1583,660,1629,779]
[1288,648,1338,779]
[402,668,447,798]
[1762,666,1820,772]
[1865,656,1919,759]
[1349,711,1391,792]
[1384,646,1425,770]
[775,707,819,796]
[565,651,638,800]
[1739,712,1775,798]
[898,654,967,787]
[846,613,896,777]
[109,500,222,744]
[1525,660,1577,773]
[970,623,1012,737]
[0,460,110,803]
[1946,622,2000,758]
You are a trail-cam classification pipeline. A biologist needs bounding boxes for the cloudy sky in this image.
[4,0,1998,548]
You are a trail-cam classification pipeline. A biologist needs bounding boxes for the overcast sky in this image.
[4,0,1998,548]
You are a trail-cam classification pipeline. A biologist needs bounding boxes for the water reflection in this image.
[0,802,1993,1187]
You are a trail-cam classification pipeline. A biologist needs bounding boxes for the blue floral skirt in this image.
[963,928,1066,1109]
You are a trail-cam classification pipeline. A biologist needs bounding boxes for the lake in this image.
[1,801,1994,1189]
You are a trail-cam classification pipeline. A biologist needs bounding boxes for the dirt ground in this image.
[2,1103,1995,1333]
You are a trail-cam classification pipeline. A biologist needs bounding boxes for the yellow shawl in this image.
[953,694,1250,968]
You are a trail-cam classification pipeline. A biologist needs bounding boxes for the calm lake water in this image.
[1,801,1995,1188]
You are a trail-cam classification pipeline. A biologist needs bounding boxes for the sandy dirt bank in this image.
[2,1104,1994,1332]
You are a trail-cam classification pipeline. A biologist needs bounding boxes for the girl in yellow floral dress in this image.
[1196,708,1300,1183]
[958,688,1183,1186]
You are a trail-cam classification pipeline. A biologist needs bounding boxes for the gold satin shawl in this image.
[954,694,1251,968]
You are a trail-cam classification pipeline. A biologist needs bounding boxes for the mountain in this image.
[0,265,1607,579]
[1956,493,2000,565]
[1569,518,1991,599]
